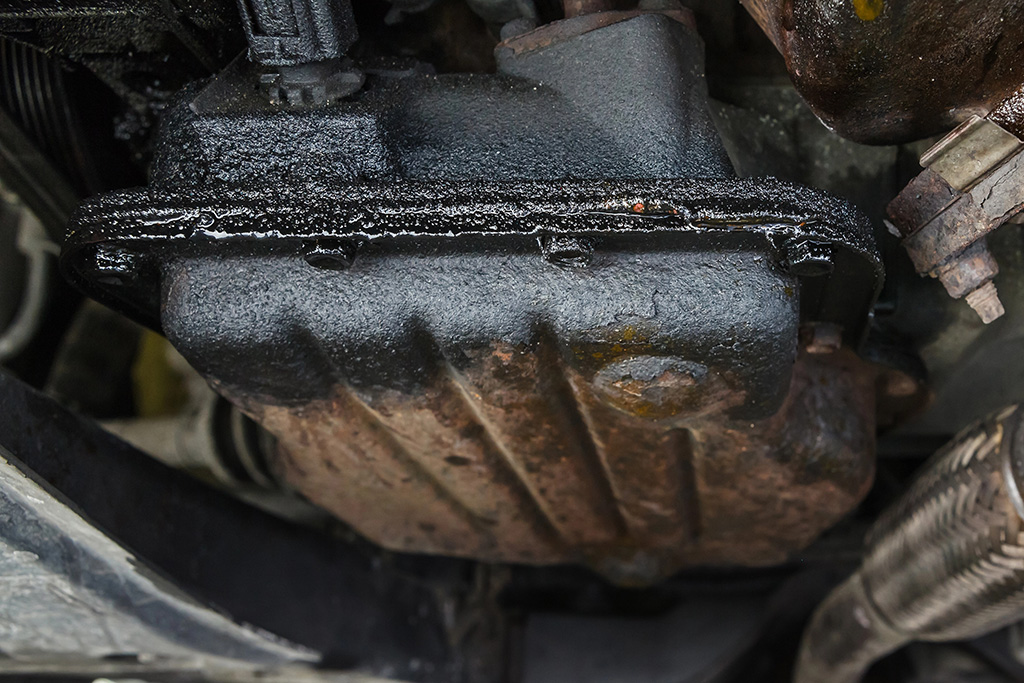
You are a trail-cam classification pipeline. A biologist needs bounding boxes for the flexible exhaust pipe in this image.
[796,406,1024,683]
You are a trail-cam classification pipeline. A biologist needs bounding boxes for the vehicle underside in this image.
[3,0,1024,681]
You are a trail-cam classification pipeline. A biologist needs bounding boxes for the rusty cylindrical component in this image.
[796,406,1024,683]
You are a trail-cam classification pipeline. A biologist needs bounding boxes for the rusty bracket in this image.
[888,108,1024,324]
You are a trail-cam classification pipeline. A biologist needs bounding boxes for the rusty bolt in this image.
[935,241,998,298]
[965,282,1005,324]
[783,239,834,277]
[933,242,1005,323]
[540,235,593,268]
[303,239,360,270]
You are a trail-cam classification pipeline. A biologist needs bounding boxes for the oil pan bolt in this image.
[539,235,593,268]
[88,245,139,287]
[302,239,360,270]
[783,239,834,277]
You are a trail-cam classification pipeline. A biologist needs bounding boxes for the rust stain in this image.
[228,343,882,585]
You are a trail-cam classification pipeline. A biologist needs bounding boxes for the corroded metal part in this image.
[887,111,1024,323]
[240,348,876,584]
[741,0,1024,144]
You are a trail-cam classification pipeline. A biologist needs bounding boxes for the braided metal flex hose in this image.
[796,406,1024,683]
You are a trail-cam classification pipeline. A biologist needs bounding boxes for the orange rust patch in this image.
[230,348,879,584]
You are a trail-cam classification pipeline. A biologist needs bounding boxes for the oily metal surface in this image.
[60,9,882,583]
[741,0,1024,144]
[149,12,732,187]
[61,176,883,341]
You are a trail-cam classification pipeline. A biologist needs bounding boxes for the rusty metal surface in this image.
[236,349,876,585]
[886,169,959,236]
[893,150,1024,271]
[934,241,999,300]
[741,0,1024,144]
[887,111,1024,322]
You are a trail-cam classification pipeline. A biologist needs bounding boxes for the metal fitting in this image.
[887,110,1024,324]
[238,0,357,66]
[934,240,1004,324]
[258,61,364,107]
